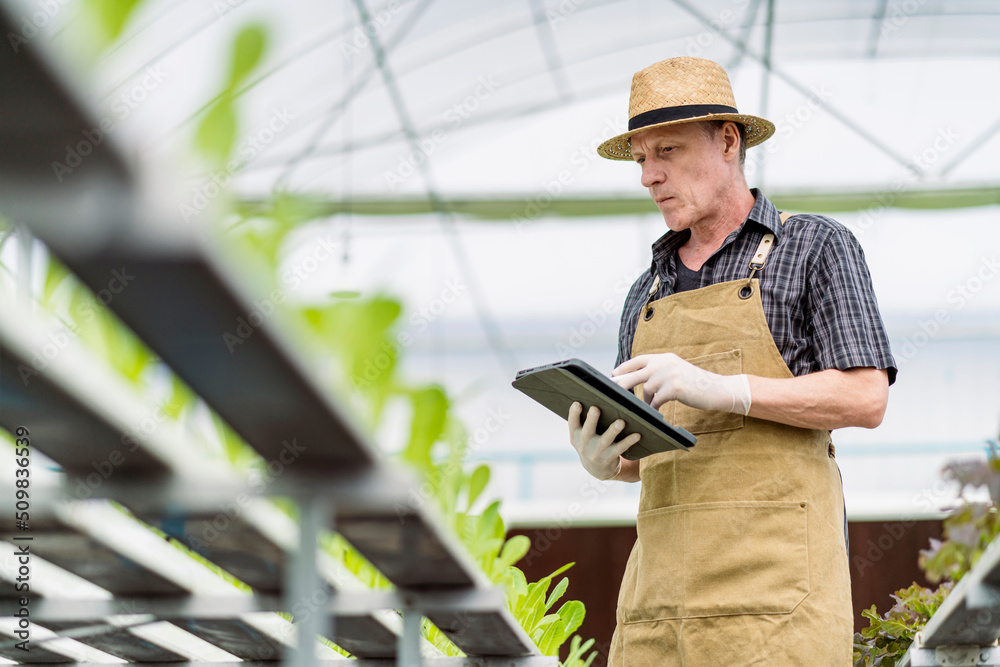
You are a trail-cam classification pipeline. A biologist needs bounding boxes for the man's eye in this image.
[636,157,645,164]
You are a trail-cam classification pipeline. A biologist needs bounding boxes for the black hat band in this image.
[628,104,739,132]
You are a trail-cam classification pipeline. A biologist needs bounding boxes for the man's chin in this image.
[656,201,687,230]
[660,213,690,232]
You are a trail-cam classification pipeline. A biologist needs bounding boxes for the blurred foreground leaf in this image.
[229,24,268,87]
[195,23,270,164]
[83,0,144,47]
[195,99,237,165]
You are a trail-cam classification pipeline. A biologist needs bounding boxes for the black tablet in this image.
[512,358,695,460]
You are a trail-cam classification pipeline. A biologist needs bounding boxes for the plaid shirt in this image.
[616,189,897,385]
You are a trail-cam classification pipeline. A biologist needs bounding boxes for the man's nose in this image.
[640,162,663,188]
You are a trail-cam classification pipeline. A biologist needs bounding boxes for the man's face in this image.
[629,122,731,232]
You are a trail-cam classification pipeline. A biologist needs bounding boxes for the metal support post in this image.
[285,496,329,667]
[398,607,423,667]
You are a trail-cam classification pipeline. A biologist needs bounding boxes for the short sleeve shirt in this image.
[616,190,897,384]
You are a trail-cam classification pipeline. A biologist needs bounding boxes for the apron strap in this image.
[741,211,794,298]
[750,211,794,274]
[748,234,776,272]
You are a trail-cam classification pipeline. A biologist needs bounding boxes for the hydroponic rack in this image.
[0,5,553,665]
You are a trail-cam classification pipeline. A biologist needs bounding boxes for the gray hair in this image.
[701,120,747,169]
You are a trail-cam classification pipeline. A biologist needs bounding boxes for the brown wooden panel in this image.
[510,519,944,666]
[848,519,944,633]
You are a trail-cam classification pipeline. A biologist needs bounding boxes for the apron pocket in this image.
[621,500,809,622]
[667,348,745,435]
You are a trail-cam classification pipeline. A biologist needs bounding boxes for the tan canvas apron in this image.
[608,229,853,666]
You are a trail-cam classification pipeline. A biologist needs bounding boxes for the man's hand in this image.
[612,353,752,414]
[568,402,641,480]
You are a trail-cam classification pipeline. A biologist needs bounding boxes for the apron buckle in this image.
[643,275,661,319]
[738,232,776,300]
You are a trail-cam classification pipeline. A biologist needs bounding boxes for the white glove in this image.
[567,402,641,480]
[612,353,752,415]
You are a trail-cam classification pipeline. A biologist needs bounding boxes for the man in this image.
[567,57,895,665]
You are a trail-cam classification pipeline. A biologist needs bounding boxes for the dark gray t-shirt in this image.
[674,259,701,293]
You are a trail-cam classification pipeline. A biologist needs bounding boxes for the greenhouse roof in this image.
[9,0,1000,206]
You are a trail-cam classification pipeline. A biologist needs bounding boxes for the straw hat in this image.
[597,57,775,160]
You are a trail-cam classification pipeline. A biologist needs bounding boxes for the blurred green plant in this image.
[2,227,600,662]
[0,9,600,664]
[196,23,269,164]
[221,183,596,660]
[81,0,145,51]
[298,290,594,663]
[2,148,597,667]
[227,194,324,266]
[853,447,1000,666]
[920,502,1000,586]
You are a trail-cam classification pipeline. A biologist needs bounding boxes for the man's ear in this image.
[721,121,741,161]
